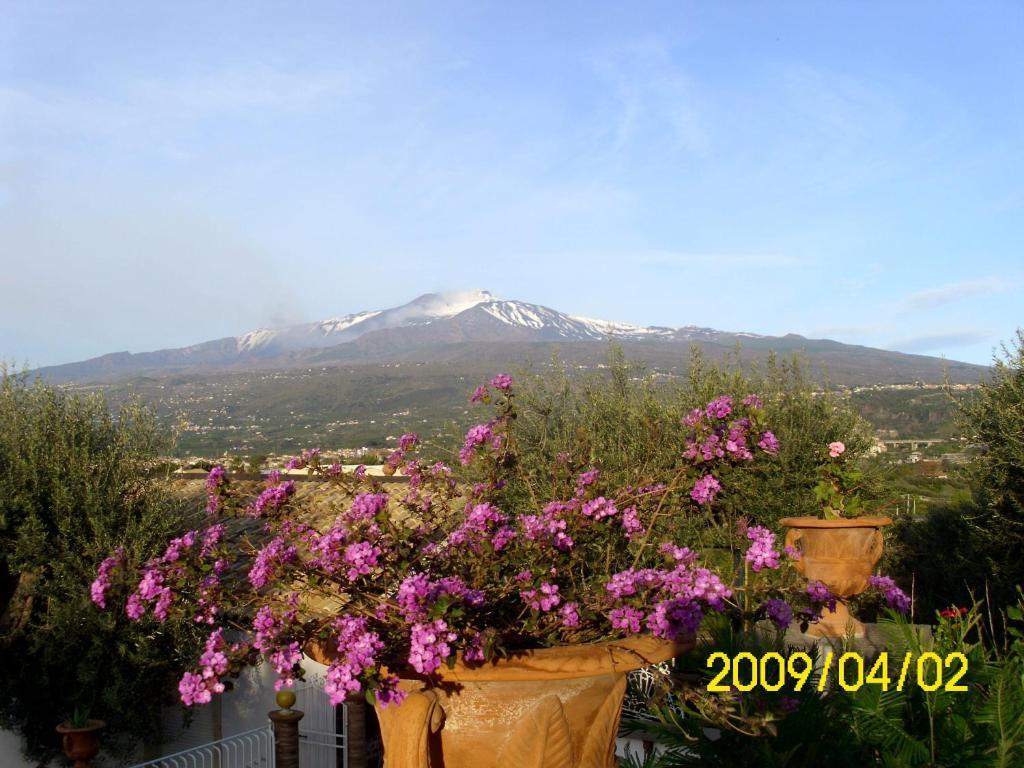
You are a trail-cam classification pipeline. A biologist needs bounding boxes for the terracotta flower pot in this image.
[308,635,690,768]
[780,516,892,637]
[55,719,105,768]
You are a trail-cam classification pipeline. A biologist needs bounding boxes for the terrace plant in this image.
[92,375,870,716]
[0,367,202,759]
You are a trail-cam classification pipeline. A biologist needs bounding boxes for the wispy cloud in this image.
[889,330,991,354]
[902,277,1009,310]
[589,38,708,157]
[0,64,356,158]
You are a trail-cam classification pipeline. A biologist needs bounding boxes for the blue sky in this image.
[1,1,1021,367]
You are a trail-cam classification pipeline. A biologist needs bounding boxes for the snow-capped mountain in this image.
[224,289,749,357]
[32,289,983,385]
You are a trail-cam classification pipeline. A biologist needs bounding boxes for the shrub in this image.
[0,368,200,758]
[956,330,1024,608]
[494,347,880,551]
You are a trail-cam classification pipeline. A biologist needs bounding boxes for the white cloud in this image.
[902,277,1010,310]
[888,330,992,354]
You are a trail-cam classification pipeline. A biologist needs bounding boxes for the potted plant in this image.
[780,441,895,637]
[91,381,852,767]
[56,708,105,768]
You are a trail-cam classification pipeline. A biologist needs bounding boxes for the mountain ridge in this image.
[33,290,987,385]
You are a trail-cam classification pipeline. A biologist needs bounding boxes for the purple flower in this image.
[745,526,781,572]
[490,373,513,391]
[869,575,911,613]
[762,599,793,630]
[490,525,517,551]
[396,573,481,622]
[682,408,704,428]
[470,385,489,403]
[758,431,780,455]
[520,501,575,552]
[253,605,283,652]
[270,641,302,691]
[90,547,125,609]
[660,543,699,565]
[742,394,763,409]
[408,619,456,675]
[448,502,508,550]
[343,541,382,581]
[179,629,229,706]
[399,433,418,451]
[646,598,703,639]
[373,676,408,708]
[521,582,561,612]
[559,602,580,628]
[200,524,225,558]
[581,496,618,520]
[575,468,601,495]
[347,492,389,523]
[126,593,145,621]
[705,395,733,420]
[620,506,644,539]
[806,581,837,613]
[206,465,226,491]
[246,480,295,517]
[690,475,722,506]
[463,632,486,663]
[459,423,494,465]
[324,615,385,705]
[609,606,645,634]
[248,537,298,589]
[605,568,664,599]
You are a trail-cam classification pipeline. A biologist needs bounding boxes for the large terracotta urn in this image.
[780,516,892,637]
[55,719,105,768]
[308,635,689,768]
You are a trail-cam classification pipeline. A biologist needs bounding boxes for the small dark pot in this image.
[56,719,105,768]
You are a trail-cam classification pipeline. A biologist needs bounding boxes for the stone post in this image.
[268,690,304,768]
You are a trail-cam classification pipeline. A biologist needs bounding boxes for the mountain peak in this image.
[402,290,497,318]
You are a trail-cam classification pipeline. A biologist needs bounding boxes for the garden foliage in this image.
[0,368,201,756]
[625,598,1024,767]
[956,330,1024,608]
[495,348,882,553]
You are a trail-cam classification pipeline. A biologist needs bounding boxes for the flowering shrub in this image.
[91,377,902,709]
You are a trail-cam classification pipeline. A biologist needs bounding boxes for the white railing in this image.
[128,726,274,768]
[623,662,673,719]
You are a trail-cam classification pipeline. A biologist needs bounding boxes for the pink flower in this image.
[581,496,618,520]
[705,395,733,420]
[520,582,561,612]
[609,606,645,634]
[559,602,580,628]
[459,423,494,465]
[490,373,513,391]
[408,619,456,675]
[828,441,846,458]
[690,475,721,505]
[620,506,644,539]
[745,526,780,572]
[758,431,780,455]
